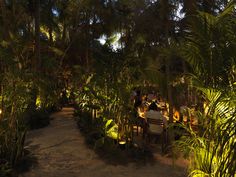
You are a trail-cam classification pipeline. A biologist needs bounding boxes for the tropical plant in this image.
[173,2,236,176]
[181,1,236,88]
[175,85,235,177]
[74,71,133,141]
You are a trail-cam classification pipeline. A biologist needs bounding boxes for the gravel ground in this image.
[20,107,188,177]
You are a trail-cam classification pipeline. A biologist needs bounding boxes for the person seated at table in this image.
[145,102,167,134]
[147,91,156,102]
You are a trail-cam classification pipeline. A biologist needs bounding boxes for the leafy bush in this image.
[0,118,26,175]
[173,3,236,176]
[0,160,11,177]
[75,107,120,147]
[174,88,236,177]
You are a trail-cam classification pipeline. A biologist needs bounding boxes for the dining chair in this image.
[146,118,167,152]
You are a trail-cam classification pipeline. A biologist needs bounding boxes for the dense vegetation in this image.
[0,0,235,176]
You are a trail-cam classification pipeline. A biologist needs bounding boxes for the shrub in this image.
[0,118,26,176]
[174,88,236,177]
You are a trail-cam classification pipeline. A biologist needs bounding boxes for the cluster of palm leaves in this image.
[175,86,235,177]
[181,2,236,89]
[174,2,236,177]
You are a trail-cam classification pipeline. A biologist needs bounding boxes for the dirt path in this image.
[21,107,188,177]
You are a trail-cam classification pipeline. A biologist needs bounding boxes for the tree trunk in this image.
[0,0,7,119]
[160,0,173,123]
[0,0,9,38]
[28,0,41,112]
[61,21,66,42]
[183,0,197,16]
[0,79,3,120]
[49,27,53,43]
[85,12,90,72]
[48,0,53,44]
[166,58,173,123]
[34,0,41,71]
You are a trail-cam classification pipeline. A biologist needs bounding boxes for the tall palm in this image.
[175,85,236,177]
[181,1,236,88]
[174,2,236,177]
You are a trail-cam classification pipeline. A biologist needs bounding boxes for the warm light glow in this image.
[40,26,56,41]
[183,115,188,122]
[36,96,42,109]
[0,109,2,114]
[174,110,180,121]
[119,141,126,145]
[204,102,209,115]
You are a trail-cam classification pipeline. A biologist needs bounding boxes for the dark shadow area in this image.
[82,133,187,176]
[14,146,39,174]
[95,144,156,167]
[80,130,157,167]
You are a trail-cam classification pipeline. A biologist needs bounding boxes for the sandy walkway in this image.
[21,107,188,177]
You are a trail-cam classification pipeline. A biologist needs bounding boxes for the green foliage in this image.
[0,67,30,173]
[0,117,27,168]
[181,1,236,88]
[74,68,133,139]
[73,50,136,148]
[0,4,62,173]
[172,3,236,177]
[105,119,118,140]
[0,161,11,177]
[75,110,118,149]
[175,87,236,177]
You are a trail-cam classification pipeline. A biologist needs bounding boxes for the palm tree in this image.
[181,1,236,88]
[174,2,236,176]
[34,0,41,71]
[175,85,236,177]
